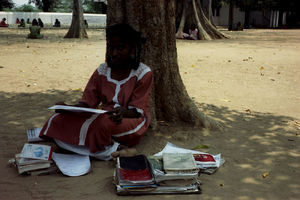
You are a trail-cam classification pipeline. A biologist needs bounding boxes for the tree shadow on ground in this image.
[0,90,299,199]
[0,28,106,46]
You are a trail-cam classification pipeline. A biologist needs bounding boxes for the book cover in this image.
[15,154,52,166]
[20,143,53,161]
[17,162,51,174]
[117,155,155,185]
[163,153,199,173]
[148,156,199,182]
[193,154,216,162]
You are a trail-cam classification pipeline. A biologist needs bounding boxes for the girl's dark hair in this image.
[32,19,38,26]
[106,23,143,70]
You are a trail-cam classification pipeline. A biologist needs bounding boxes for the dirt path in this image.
[0,28,299,200]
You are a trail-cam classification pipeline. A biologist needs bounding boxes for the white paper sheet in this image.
[154,142,221,168]
[55,139,119,161]
[27,127,44,142]
[48,105,107,114]
[52,152,91,176]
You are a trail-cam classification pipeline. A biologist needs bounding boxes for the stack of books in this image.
[115,155,156,193]
[114,153,201,195]
[11,143,57,175]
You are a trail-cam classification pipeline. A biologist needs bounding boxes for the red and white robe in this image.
[39,63,153,158]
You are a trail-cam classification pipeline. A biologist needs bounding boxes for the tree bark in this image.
[228,1,234,31]
[192,0,211,40]
[176,0,227,40]
[195,0,226,39]
[202,0,214,25]
[65,0,88,38]
[244,8,250,28]
[107,0,222,130]
[175,0,186,38]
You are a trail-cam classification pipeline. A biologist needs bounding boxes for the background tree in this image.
[53,0,73,13]
[83,0,107,13]
[261,0,300,27]
[176,0,227,40]
[202,0,215,25]
[217,0,300,29]
[0,0,14,11]
[107,0,221,130]
[29,0,59,12]
[64,0,88,38]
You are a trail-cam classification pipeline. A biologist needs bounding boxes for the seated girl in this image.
[0,18,9,27]
[39,23,153,160]
[28,19,43,39]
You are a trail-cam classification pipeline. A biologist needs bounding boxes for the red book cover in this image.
[193,154,216,162]
[119,168,152,181]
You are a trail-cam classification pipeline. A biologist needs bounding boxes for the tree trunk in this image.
[42,0,50,12]
[176,0,227,40]
[175,0,186,38]
[244,8,250,29]
[195,0,226,39]
[65,0,88,38]
[107,0,222,130]
[228,1,234,31]
[202,0,214,25]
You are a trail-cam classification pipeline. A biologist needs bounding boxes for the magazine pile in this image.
[114,142,225,195]
[8,127,91,176]
[9,143,57,176]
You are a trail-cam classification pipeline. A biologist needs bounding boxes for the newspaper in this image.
[154,142,224,170]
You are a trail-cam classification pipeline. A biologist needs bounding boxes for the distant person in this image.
[16,18,20,24]
[176,24,198,40]
[26,18,31,24]
[28,19,43,39]
[38,18,44,28]
[18,19,26,27]
[237,21,243,31]
[0,18,9,27]
[53,19,61,27]
[84,19,88,28]
[188,24,198,40]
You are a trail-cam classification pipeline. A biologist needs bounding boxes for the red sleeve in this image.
[80,69,101,108]
[128,71,153,115]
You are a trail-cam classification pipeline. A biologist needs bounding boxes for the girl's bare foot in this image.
[111,145,138,158]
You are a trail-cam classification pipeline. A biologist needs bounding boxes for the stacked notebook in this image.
[11,143,57,175]
[114,153,201,195]
[115,155,156,188]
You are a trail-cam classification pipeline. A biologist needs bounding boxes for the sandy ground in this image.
[0,27,299,200]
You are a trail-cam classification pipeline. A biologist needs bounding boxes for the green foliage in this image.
[0,0,14,11]
[29,0,60,12]
[21,0,107,13]
[53,0,73,13]
[3,4,41,12]
[83,0,106,13]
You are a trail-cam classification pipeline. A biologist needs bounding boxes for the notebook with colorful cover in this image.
[117,155,155,186]
[162,153,199,174]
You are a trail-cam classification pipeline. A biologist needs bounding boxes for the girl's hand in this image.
[107,107,127,124]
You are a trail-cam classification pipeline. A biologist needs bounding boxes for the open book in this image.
[48,105,107,114]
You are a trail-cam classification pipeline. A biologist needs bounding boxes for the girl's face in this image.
[107,37,134,69]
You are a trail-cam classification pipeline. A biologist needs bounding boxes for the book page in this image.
[48,105,107,114]
[27,127,44,142]
[52,153,91,176]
